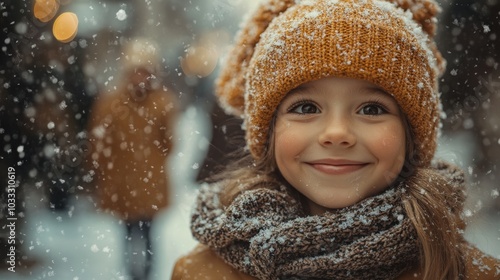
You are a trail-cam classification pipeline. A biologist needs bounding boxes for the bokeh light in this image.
[180,30,227,78]
[180,45,219,78]
[33,0,60,23]
[52,12,79,43]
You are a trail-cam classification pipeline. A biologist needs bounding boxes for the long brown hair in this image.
[214,112,465,280]
[399,118,465,280]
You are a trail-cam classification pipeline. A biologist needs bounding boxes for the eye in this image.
[358,103,387,115]
[288,101,320,114]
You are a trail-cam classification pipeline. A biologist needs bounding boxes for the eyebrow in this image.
[360,86,390,97]
[287,84,390,97]
[287,85,309,95]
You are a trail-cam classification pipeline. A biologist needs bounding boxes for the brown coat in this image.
[172,243,500,280]
[87,85,178,222]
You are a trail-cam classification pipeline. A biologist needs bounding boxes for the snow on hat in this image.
[215,0,446,166]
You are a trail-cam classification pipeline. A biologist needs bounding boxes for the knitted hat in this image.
[215,0,445,166]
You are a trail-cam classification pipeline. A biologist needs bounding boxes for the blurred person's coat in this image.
[87,68,178,222]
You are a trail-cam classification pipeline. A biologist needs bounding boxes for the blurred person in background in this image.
[86,37,179,280]
[28,42,88,213]
[1,6,95,268]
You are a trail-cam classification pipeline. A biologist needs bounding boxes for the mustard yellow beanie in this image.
[215,0,446,166]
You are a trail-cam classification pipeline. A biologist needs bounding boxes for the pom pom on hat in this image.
[216,0,446,166]
[215,0,295,117]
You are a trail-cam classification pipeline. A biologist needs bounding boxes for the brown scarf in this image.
[191,162,465,279]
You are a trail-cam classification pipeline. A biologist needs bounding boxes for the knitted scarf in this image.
[191,162,466,279]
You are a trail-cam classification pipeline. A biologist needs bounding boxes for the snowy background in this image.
[0,104,208,279]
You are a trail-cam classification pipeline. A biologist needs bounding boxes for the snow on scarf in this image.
[191,162,466,279]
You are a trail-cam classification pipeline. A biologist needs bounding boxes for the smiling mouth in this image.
[307,162,368,175]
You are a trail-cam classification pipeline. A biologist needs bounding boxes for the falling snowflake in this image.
[116,9,127,21]
[90,244,99,253]
[492,189,499,199]
[463,209,473,217]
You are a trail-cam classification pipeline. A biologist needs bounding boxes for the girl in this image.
[172,0,500,279]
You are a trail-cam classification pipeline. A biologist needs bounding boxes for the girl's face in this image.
[274,77,406,214]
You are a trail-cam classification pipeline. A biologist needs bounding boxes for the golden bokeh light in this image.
[180,45,218,78]
[52,12,78,43]
[33,0,60,23]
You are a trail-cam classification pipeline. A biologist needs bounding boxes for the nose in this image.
[318,116,356,147]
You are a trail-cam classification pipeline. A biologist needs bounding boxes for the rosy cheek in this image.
[275,123,292,148]
[379,133,399,148]
[274,122,304,156]
[372,123,406,160]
